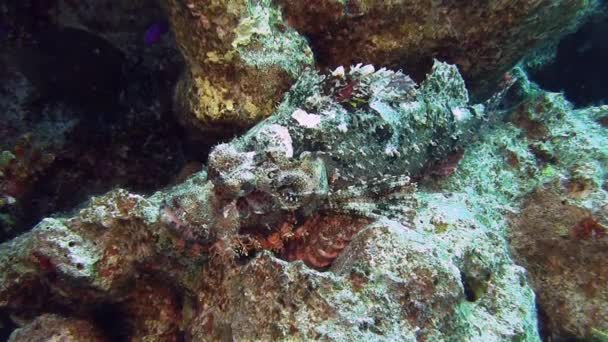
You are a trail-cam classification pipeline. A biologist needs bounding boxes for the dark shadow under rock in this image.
[528,7,608,107]
[0,1,197,242]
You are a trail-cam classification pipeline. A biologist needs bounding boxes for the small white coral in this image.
[292,108,321,128]
[331,66,346,78]
[350,63,375,76]
[451,107,471,121]
[384,145,401,157]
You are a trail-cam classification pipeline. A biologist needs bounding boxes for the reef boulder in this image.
[276,0,597,98]
[165,0,314,140]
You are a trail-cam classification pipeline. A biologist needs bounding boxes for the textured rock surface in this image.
[165,0,313,139]
[191,218,536,341]
[276,0,598,98]
[8,314,105,342]
[510,188,608,339]
[504,84,608,339]
[160,0,596,139]
[437,70,608,340]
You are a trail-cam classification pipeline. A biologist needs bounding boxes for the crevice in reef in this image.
[528,7,608,108]
[89,303,132,342]
[0,310,18,341]
[0,0,227,242]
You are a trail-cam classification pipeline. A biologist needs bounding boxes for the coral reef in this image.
[0,63,541,340]
[1,1,608,340]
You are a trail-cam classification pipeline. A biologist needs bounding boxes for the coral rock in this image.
[509,188,608,338]
[8,314,105,342]
[165,0,314,138]
[276,0,597,98]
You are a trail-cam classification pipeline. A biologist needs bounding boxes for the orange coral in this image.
[282,214,371,269]
[259,220,295,252]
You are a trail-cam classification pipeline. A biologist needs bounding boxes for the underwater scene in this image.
[0,0,607,341]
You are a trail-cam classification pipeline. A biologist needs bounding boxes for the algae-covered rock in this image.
[276,0,598,98]
[165,0,314,139]
[189,217,537,341]
[510,188,608,339]
[504,90,608,339]
[436,70,608,340]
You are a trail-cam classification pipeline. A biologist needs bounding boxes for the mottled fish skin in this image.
[144,22,169,45]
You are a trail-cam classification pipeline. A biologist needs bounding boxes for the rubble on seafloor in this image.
[269,0,599,98]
